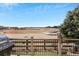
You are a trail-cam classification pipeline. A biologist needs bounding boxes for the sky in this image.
[0,3,78,27]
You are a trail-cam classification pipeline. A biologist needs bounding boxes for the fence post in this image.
[44,40,46,50]
[26,39,28,50]
[31,37,34,56]
[57,32,62,56]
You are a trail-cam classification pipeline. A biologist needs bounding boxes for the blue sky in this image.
[0,3,78,27]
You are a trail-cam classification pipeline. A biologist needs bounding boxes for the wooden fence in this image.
[9,33,79,56]
[10,38,58,56]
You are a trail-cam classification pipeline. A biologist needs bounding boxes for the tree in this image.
[60,6,79,38]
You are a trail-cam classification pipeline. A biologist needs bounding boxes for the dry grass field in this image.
[0,28,59,34]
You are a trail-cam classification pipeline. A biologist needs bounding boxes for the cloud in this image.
[0,3,71,12]
[0,3,19,10]
[53,4,71,9]
[25,4,70,14]
[0,3,77,15]
[34,4,52,11]
[31,4,71,13]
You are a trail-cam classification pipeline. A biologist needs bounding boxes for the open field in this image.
[0,28,59,34]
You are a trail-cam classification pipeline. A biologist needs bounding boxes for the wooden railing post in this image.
[26,39,28,50]
[31,37,34,56]
[57,32,62,56]
[44,40,46,50]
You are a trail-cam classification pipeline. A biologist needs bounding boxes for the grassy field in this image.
[0,28,59,34]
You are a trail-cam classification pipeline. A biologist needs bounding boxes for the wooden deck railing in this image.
[9,33,79,56]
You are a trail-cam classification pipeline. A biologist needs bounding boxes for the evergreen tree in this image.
[60,6,79,38]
